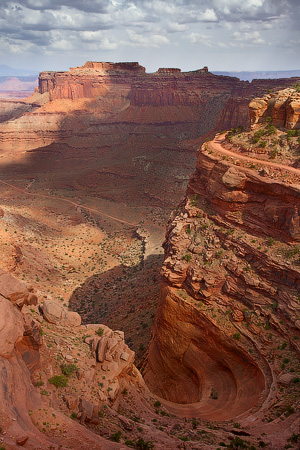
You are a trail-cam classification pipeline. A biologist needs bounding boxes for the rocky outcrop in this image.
[249,87,300,129]
[41,298,81,327]
[145,134,300,423]
[0,269,138,449]
[0,268,30,307]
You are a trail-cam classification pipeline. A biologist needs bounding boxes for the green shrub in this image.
[111,431,121,442]
[48,375,68,388]
[190,194,198,206]
[266,125,277,135]
[154,400,161,408]
[183,253,192,262]
[192,419,199,429]
[40,390,50,396]
[60,363,78,377]
[260,140,267,148]
[287,129,297,137]
[294,82,300,92]
[254,129,266,139]
[228,437,249,449]
[135,438,154,449]
[269,149,278,159]
[96,327,104,336]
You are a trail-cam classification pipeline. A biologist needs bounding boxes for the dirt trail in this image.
[0,179,137,227]
[209,136,300,176]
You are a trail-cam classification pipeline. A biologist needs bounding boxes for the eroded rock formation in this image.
[1,62,299,153]
[249,87,300,129]
[0,269,140,449]
[145,132,300,425]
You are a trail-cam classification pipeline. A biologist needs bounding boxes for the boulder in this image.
[97,337,109,362]
[23,316,43,349]
[63,394,78,410]
[0,269,29,308]
[42,299,64,323]
[42,299,81,327]
[90,336,101,358]
[278,373,294,387]
[78,398,99,424]
[27,293,39,306]
[62,311,81,327]
[107,337,118,354]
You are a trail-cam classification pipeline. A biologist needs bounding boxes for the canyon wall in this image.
[145,132,300,421]
[0,63,298,156]
[0,63,298,214]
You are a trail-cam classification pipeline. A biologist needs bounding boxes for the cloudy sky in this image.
[1,0,299,73]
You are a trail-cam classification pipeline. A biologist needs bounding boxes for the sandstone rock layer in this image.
[145,135,300,421]
[249,87,300,129]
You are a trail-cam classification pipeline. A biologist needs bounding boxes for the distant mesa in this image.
[79,61,146,73]
[38,61,213,101]
[156,66,209,74]
[157,67,182,74]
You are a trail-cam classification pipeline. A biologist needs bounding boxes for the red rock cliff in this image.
[145,131,300,423]
[37,62,299,110]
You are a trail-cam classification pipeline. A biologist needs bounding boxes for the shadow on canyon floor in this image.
[68,253,164,363]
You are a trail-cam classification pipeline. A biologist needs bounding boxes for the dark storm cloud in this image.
[12,0,109,13]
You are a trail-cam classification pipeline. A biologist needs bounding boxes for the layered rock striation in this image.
[0,62,298,158]
[0,62,299,216]
[145,130,300,423]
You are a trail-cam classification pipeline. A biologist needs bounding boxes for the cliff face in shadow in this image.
[0,62,298,221]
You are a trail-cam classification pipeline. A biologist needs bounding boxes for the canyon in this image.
[0,63,299,449]
[1,62,298,357]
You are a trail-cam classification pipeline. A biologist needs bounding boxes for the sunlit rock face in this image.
[145,131,300,420]
[249,87,300,129]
